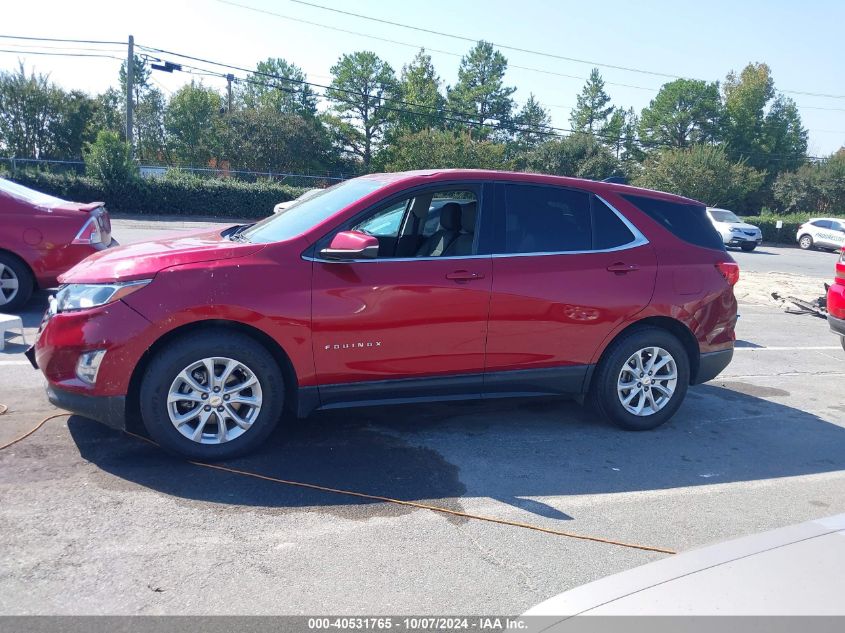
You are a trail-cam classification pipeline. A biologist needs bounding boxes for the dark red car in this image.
[29,170,738,460]
[0,178,114,310]
[828,249,845,350]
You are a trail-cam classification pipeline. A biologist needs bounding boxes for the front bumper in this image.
[46,384,127,430]
[726,236,762,247]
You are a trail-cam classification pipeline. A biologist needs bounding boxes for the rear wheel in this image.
[140,330,285,460]
[798,234,814,250]
[588,327,690,431]
[740,243,757,252]
[0,252,34,311]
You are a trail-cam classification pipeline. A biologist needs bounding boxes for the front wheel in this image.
[140,330,285,460]
[588,327,690,431]
[798,234,814,250]
[740,243,757,252]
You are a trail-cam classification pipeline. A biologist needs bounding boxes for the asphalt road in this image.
[730,242,840,278]
[1,218,843,615]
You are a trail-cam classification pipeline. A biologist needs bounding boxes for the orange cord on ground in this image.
[1,407,677,555]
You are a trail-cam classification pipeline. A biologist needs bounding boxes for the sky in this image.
[2,0,844,156]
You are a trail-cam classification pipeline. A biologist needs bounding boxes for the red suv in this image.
[28,170,738,460]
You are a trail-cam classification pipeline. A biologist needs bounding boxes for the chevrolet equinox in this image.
[28,170,738,460]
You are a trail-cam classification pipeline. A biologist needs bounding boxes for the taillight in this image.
[72,217,103,245]
[716,261,740,285]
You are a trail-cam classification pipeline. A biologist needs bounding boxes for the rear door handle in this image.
[446,270,485,281]
[607,263,640,273]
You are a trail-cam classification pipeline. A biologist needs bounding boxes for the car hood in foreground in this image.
[524,513,845,619]
[59,229,264,283]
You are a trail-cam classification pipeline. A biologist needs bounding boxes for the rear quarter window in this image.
[621,194,725,251]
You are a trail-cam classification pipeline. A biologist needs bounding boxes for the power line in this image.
[237,0,845,100]
[0,41,125,54]
[0,48,123,60]
[210,0,663,94]
[0,34,126,46]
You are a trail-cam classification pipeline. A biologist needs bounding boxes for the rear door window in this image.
[502,184,591,254]
[621,194,724,251]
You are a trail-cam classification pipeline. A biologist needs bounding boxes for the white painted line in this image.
[734,346,841,351]
[0,360,33,366]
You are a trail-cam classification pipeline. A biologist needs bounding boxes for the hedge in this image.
[0,170,308,218]
[740,213,845,243]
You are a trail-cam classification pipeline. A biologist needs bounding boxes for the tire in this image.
[0,252,34,311]
[140,330,285,460]
[740,243,757,252]
[798,234,814,250]
[588,327,690,431]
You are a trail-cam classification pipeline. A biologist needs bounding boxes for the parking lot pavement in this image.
[731,243,840,277]
[1,220,844,615]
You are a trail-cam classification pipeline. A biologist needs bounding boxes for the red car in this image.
[28,170,738,460]
[828,249,845,351]
[0,178,114,310]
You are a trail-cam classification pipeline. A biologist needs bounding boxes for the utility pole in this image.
[126,34,134,156]
[226,74,234,112]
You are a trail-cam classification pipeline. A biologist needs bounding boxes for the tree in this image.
[325,51,398,168]
[0,63,97,160]
[135,86,167,162]
[446,41,515,137]
[633,145,764,210]
[164,82,222,166]
[237,57,318,116]
[638,79,722,149]
[0,63,57,158]
[525,133,620,180]
[570,68,613,133]
[513,93,551,148]
[47,89,97,160]
[216,109,333,174]
[83,130,137,185]
[394,49,445,133]
[773,149,845,214]
[376,129,509,172]
[91,88,124,137]
[722,63,807,172]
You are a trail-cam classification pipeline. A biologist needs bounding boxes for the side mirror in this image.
[319,230,379,260]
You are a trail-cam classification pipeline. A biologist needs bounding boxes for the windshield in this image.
[243,178,387,243]
[709,209,741,223]
[0,178,67,207]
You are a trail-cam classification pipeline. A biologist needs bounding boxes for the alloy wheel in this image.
[616,346,678,416]
[0,263,20,306]
[167,357,263,444]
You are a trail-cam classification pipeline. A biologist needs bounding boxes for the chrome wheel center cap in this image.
[209,395,223,407]
[642,376,652,386]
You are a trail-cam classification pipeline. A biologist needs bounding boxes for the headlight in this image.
[729,227,743,233]
[55,280,151,313]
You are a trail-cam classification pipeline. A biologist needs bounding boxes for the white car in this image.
[273,188,322,214]
[796,217,845,251]
[706,207,762,251]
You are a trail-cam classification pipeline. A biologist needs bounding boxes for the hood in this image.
[714,220,760,231]
[60,228,264,283]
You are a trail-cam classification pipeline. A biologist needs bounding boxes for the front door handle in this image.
[446,270,485,281]
[606,262,640,273]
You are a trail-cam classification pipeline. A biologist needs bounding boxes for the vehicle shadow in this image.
[66,383,845,520]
